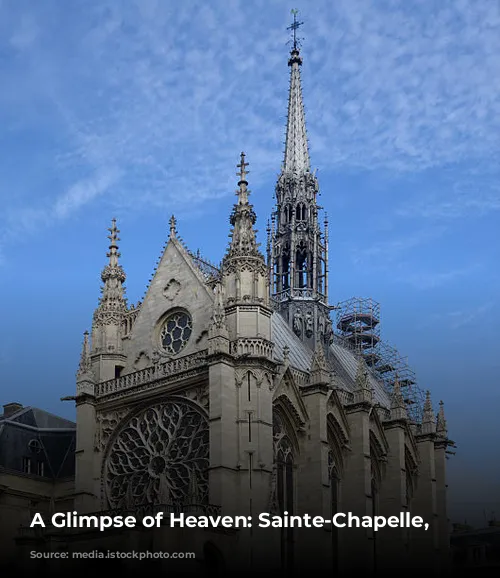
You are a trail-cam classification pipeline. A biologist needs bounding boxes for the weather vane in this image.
[287,9,303,51]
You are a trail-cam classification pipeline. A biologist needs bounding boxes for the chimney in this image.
[2,402,23,418]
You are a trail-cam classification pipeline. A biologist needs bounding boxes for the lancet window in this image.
[273,411,296,569]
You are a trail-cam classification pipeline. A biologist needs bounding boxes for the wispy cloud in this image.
[399,263,481,291]
[1,169,121,245]
[419,300,495,329]
[0,0,499,257]
[395,182,500,221]
[350,227,446,264]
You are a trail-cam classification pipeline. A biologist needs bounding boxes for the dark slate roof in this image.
[0,405,76,480]
[271,312,391,408]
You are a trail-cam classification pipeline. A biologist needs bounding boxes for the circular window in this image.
[28,439,42,453]
[104,400,209,509]
[160,310,193,355]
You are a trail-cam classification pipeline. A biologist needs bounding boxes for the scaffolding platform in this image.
[334,296,425,422]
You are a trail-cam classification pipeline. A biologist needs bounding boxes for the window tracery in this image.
[273,411,295,569]
[160,310,193,355]
[104,400,209,509]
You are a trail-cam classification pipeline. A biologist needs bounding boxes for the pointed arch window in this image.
[296,242,308,289]
[273,412,296,569]
[404,448,417,552]
[328,449,340,571]
[370,436,384,573]
[282,245,290,290]
[295,203,306,221]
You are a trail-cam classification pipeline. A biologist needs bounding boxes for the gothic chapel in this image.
[35,32,450,574]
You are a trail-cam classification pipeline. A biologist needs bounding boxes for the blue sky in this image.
[0,0,499,526]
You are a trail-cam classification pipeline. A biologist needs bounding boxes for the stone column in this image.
[377,419,408,569]
[411,434,438,570]
[74,393,98,513]
[295,382,331,571]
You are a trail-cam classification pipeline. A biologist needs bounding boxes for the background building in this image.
[0,403,75,563]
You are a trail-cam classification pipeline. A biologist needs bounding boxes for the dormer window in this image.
[28,439,42,454]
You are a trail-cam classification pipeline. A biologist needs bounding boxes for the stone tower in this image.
[208,153,277,529]
[91,219,128,381]
[270,41,331,350]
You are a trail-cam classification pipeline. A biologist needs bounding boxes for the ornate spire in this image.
[390,375,408,421]
[354,356,372,404]
[208,282,229,355]
[355,356,369,389]
[310,340,329,384]
[436,400,447,437]
[77,331,91,377]
[210,283,227,332]
[169,215,177,239]
[101,219,126,301]
[76,330,94,395]
[421,390,436,434]
[93,219,127,327]
[225,153,262,260]
[271,16,330,350]
[283,12,310,175]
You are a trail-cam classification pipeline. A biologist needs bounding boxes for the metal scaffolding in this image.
[190,249,221,287]
[335,297,425,422]
[335,297,380,354]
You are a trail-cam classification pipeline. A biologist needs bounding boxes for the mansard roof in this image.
[0,405,75,429]
[0,405,76,480]
[271,313,391,408]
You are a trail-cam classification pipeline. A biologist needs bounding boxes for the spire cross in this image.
[108,218,119,248]
[287,9,303,51]
[237,152,249,184]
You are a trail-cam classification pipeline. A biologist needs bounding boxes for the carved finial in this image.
[76,331,95,396]
[224,153,261,260]
[106,218,120,267]
[208,283,229,354]
[94,220,127,329]
[211,283,226,330]
[169,215,177,239]
[283,345,290,362]
[311,340,329,384]
[108,218,119,246]
[237,151,249,185]
[77,331,91,376]
[354,355,372,404]
[355,356,370,390]
[436,400,447,436]
[421,390,436,434]
[390,374,408,421]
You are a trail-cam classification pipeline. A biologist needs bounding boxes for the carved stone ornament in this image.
[305,311,313,338]
[104,400,209,509]
[163,278,181,301]
[293,310,302,336]
[94,409,131,452]
[180,386,209,411]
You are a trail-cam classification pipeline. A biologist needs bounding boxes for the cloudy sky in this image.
[0,0,499,526]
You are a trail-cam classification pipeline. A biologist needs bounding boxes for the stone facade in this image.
[8,41,452,574]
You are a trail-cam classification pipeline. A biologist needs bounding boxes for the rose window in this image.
[160,310,192,355]
[104,400,209,509]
